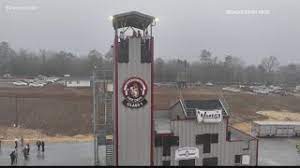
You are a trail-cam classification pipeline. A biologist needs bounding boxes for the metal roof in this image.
[183,99,228,118]
[184,100,223,110]
[112,11,155,30]
[253,120,300,126]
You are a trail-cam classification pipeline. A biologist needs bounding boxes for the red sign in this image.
[122,77,147,108]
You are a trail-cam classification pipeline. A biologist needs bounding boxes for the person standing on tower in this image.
[120,31,125,40]
[132,30,137,38]
[137,30,142,38]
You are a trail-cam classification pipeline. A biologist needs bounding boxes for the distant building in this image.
[154,99,258,166]
[3,73,12,78]
[296,85,300,92]
[252,121,300,137]
[63,77,91,88]
[37,74,48,80]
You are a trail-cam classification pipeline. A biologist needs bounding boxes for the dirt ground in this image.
[1,85,300,140]
[0,85,92,136]
[154,86,300,134]
[0,126,92,144]
[233,110,300,134]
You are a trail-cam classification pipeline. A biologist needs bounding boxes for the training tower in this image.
[111,11,156,166]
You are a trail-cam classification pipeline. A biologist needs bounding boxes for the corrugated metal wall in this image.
[253,123,300,137]
[117,38,151,165]
[155,120,257,166]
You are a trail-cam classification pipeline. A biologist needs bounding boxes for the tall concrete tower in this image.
[112,11,155,166]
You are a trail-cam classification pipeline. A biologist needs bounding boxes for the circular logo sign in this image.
[122,77,147,108]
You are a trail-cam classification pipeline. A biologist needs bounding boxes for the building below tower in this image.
[154,99,258,166]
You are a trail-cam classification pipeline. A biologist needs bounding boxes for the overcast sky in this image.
[0,0,299,65]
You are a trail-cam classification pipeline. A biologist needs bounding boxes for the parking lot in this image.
[0,138,299,166]
[258,137,300,165]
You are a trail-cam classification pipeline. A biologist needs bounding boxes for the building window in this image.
[155,135,179,147]
[162,144,171,156]
[155,135,179,156]
[196,134,218,153]
[155,136,162,147]
[196,134,218,145]
[168,136,179,146]
[203,143,211,153]
[162,160,170,166]
[119,39,129,63]
[243,141,250,150]
[203,157,218,166]
[76,80,80,84]
[179,159,195,166]
[235,155,241,164]
[68,81,72,84]
[227,131,231,141]
[211,134,218,143]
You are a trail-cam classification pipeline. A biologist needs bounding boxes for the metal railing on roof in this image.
[219,96,231,116]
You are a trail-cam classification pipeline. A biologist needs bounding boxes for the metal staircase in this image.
[105,136,113,165]
[93,68,114,165]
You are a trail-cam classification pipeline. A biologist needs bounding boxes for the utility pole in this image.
[93,68,99,165]
[15,96,18,127]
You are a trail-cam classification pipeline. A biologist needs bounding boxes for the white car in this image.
[64,74,71,77]
[206,82,214,86]
[29,82,45,87]
[13,81,28,86]
[46,77,59,83]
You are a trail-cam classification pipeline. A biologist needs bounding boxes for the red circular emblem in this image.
[122,77,147,108]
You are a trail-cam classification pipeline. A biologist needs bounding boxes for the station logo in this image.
[122,77,147,108]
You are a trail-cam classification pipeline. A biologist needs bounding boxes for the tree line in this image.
[1,41,299,85]
[155,49,300,85]
[0,41,112,77]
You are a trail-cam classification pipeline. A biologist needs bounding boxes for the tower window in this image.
[119,39,129,63]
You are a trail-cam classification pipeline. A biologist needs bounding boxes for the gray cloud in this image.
[0,0,299,65]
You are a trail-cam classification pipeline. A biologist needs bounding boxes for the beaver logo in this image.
[122,77,147,108]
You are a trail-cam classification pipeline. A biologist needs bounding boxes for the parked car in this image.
[13,81,28,86]
[64,74,71,77]
[46,77,59,83]
[206,82,214,86]
[29,82,45,87]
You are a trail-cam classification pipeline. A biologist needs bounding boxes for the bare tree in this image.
[200,49,212,64]
[261,56,280,73]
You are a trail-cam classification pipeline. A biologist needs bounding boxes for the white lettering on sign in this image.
[196,109,223,123]
[175,147,199,161]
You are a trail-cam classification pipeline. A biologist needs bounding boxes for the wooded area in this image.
[1,41,299,85]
